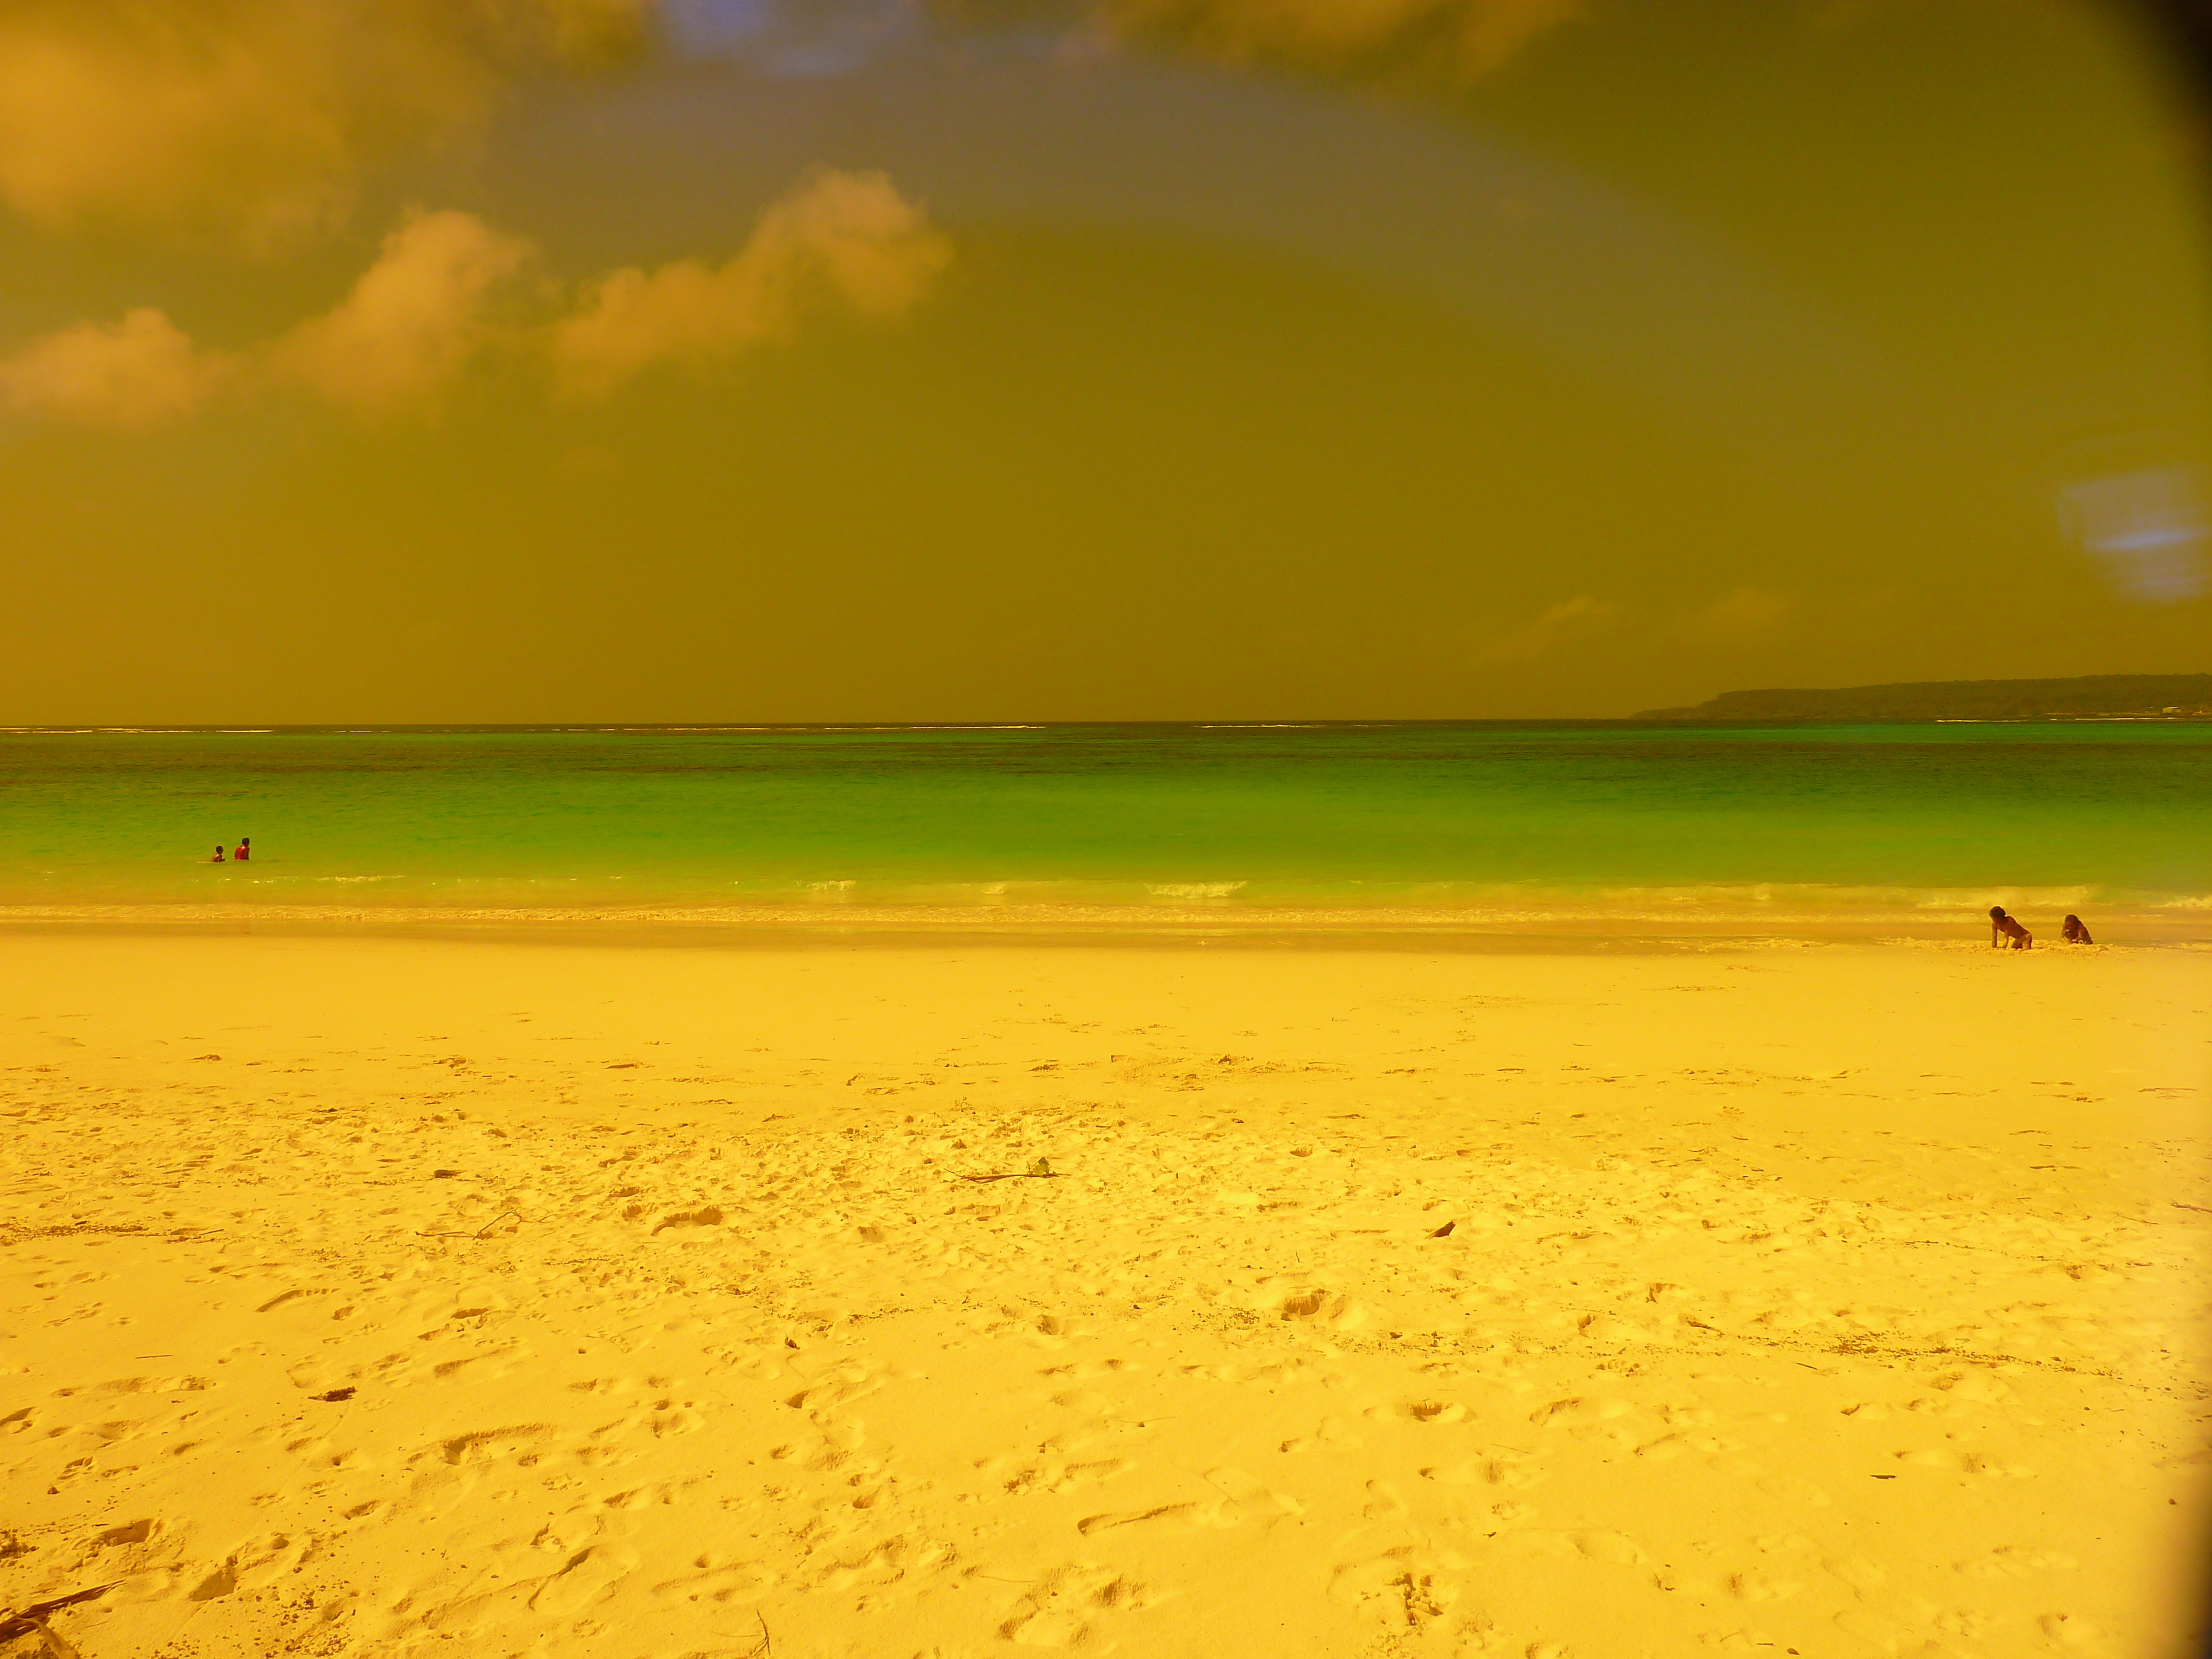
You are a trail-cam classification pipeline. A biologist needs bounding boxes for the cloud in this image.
[518,0,660,59]
[1081,0,1582,77]
[0,307,231,428]
[0,168,947,424]
[552,168,953,395]
[0,207,534,425]
[272,210,537,414]
[0,0,1570,246]
[2059,467,2212,603]
[1475,593,1616,663]
[0,1,654,242]
[1663,587,1794,645]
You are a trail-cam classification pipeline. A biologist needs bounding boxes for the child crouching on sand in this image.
[1989,906,2032,949]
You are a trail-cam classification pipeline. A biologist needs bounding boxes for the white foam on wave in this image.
[1145,881,1249,900]
[1898,885,2101,911]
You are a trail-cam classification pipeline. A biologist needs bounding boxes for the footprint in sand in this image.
[1363,1479,1409,1520]
[1928,1369,2015,1404]
[431,1347,524,1381]
[1392,1399,1469,1424]
[2037,1611,2110,1651]
[783,1364,884,1413]
[1328,1547,1465,1632]
[772,1419,867,1472]
[1281,1413,1366,1453]
[185,1532,307,1601]
[1421,1451,1547,1490]
[255,1286,333,1313]
[419,1543,637,1634]
[283,1432,367,1470]
[1495,1528,1646,1566]
[1529,1396,1631,1427]
[998,1563,1161,1647]
[1076,1499,1241,1535]
[1952,1546,2077,1578]
[651,1205,725,1234]
[650,1556,777,1606]
[1278,1288,1368,1329]
[1205,1467,1305,1517]
[1890,1448,2032,1478]
[811,1533,945,1594]
[189,1560,240,1601]
[437,1424,552,1465]
[997,1455,1135,1495]
[1727,1570,1802,1601]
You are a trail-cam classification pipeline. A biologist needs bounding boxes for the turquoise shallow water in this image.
[1,723,2205,930]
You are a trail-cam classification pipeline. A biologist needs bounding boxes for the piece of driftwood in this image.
[0,1581,117,1657]
[419,1209,521,1239]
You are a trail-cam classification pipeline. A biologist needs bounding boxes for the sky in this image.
[2,0,2210,722]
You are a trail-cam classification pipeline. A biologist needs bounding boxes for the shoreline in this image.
[2,899,2205,951]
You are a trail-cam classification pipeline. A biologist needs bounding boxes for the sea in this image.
[1,722,2205,941]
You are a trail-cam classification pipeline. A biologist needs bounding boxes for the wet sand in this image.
[2,932,2206,1658]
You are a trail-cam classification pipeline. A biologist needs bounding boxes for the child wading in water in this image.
[1989,906,2032,949]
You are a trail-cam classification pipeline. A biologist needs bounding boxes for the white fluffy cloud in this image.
[552,168,953,395]
[0,1,654,241]
[272,211,537,414]
[0,307,231,428]
[0,169,950,426]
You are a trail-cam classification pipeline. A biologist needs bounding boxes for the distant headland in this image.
[1639,673,2212,722]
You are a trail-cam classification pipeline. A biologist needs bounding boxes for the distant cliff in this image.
[1639,674,2212,722]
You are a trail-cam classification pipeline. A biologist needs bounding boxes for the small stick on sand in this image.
[418,1209,521,1239]
[963,1157,1060,1183]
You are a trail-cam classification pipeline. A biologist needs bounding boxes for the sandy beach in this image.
[2,931,2206,1659]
